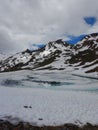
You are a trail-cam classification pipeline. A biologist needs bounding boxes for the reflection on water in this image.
[0,70,98,92]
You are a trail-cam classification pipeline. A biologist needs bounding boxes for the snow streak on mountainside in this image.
[69,33,98,74]
[0,39,72,72]
[0,34,98,77]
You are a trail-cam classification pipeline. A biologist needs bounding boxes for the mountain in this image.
[0,39,72,72]
[0,33,98,77]
[68,33,98,73]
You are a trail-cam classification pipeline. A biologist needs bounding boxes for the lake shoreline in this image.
[0,120,98,130]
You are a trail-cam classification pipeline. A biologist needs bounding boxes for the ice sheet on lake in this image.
[0,70,98,126]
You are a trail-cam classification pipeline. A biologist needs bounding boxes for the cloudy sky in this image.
[0,0,98,53]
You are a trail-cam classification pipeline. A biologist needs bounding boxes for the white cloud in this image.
[0,0,98,53]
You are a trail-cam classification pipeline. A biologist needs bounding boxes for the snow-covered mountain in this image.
[0,39,72,72]
[0,34,98,77]
[68,33,98,74]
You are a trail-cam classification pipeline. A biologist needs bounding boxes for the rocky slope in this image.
[68,33,98,74]
[0,33,98,76]
[0,39,72,72]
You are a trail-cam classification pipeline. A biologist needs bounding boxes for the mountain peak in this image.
[22,49,32,54]
[55,39,64,44]
[45,39,70,51]
[74,33,98,50]
[0,33,98,76]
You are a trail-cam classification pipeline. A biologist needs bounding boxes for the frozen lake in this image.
[0,70,98,126]
[0,70,98,92]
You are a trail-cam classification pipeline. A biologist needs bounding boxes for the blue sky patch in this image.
[66,34,86,44]
[37,43,45,48]
[84,17,97,26]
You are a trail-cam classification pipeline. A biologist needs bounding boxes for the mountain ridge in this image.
[0,33,98,77]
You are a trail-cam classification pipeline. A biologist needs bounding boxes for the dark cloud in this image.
[0,28,13,53]
[0,0,98,53]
